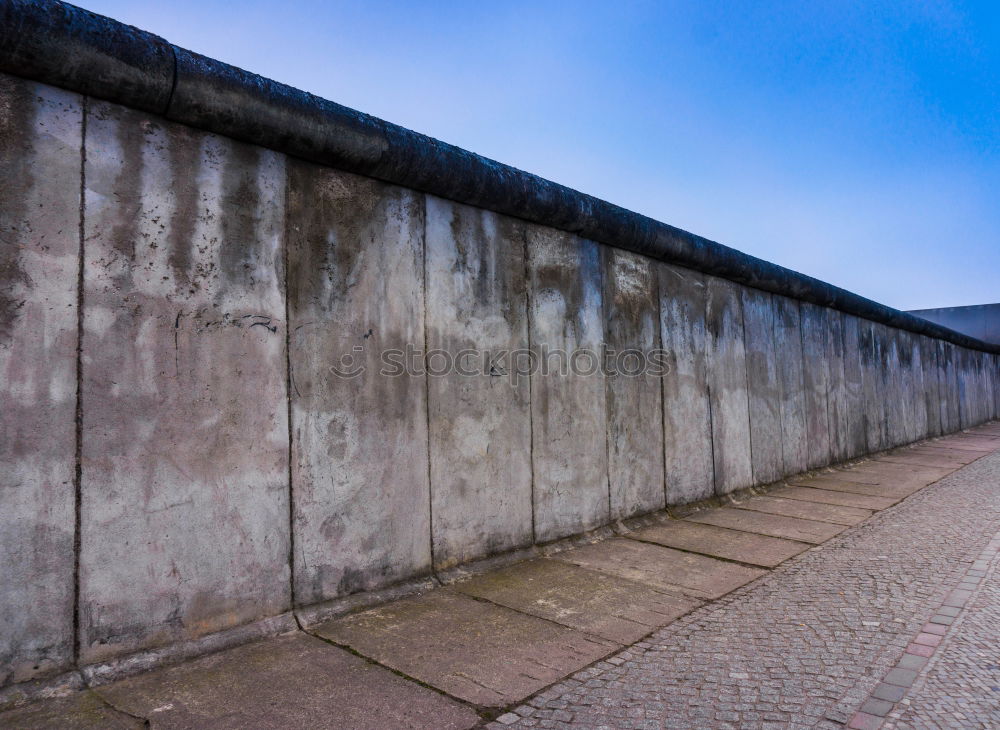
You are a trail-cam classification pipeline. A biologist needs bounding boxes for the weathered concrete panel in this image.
[899,330,927,443]
[424,197,532,569]
[800,303,831,468]
[741,287,783,485]
[527,227,608,542]
[938,341,960,434]
[0,76,81,685]
[287,163,430,603]
[920,336,942,438]
[824,308,851,463]
[79,102,290,663]
[658,263,714,503]
[602,246,665,519]
[773,295,808,476]
[956,347,973,429]
[841,315,867,458]
[705,276,753,494]
[858,318,886,453]
[880,324,908,447]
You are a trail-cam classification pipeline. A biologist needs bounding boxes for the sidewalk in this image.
[3,424,999,729]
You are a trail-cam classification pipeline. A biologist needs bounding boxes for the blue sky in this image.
[80,0,999,310]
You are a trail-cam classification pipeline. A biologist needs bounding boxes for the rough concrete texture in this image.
[78,101,290,664]
[453,558,698,644]
[96,632,479,729]
[741,287,784,485]
[937,341,960,434]
[920,335,942,438]
[705,275,753,494]
[800,303,833,468]
[601,246,666,519]
[859,317,888,453]
[287,162,431,604]
[551,538,765,599]
[0,690,142,730]
[786,475,910,500]
[631,520,810,568]
[824,308,852,463]
[424,196,532,568]
[880,323,907,448]
[657,263,714,504]
[688,508,846,544]
[772,485,897,511]
[315,590,616,706]
[526,226,609,542]
[0,76,80,685]
[773,294,809,475]
[733,495,872,526]
[841,314,868,458]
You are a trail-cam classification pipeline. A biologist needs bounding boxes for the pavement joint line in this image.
[620,533,806,571]
[847,520,1000,730]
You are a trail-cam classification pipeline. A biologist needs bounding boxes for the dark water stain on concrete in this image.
[167,124,202,288]
[0,76,37,347]
[219,142,262,290]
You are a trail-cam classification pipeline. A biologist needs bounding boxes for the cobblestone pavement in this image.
[885,540,1000,729]
[490,449,1000,730]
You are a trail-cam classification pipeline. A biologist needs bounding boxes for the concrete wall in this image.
[3,71,1000,689]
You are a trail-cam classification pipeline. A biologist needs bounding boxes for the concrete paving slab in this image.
[630,520,810,568]
[934,436,999,451]
[898,446,981,462]
[453,559,699,644]
[687,508,845,544]
[97,632,478,729]
[315,590,615,706]
[785,475,916,498]
[879,453,971,470]
[550,538,765,599]
[850,462,953,483]
[0,691,141,729]
[771,485,897,511]
[733,495,873,525]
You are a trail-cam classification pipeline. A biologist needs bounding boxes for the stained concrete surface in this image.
[287,163,431,604]
[550,539,765,600]
[96,632,478,729]
[78,100,290,663]
[453,559,698,644]
[424,196,533,568]
[800,303,833,469]
[315,590,616,706]
[526,226,609,542]
[705,275,753,494]
[741,288,784,486]
[734,495,873,526]
[687,508,846,544]
[773,295,810,477]
[630,520,810,568]
[657,263,714,504]
[0,76,81,684]
[601,246,666,519]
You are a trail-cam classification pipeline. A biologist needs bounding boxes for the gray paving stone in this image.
[733,495,873,525]
[96,632,478,729]
[454,559,699,644]
[551,538,766,599]
[771,485,896,511]
[686,507,845,544]
[0,691,141,730]
[629,520,810,568]
[315,590,616,706]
